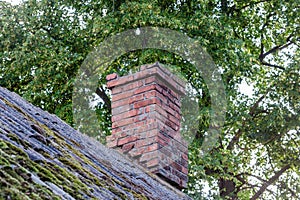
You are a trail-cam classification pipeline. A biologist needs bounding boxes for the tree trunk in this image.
[219,178,237,199]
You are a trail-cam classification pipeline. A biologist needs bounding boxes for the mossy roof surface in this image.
[0,87,191,200]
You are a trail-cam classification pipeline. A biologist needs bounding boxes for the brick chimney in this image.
[106,63,188,189]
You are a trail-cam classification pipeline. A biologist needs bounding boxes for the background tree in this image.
[0,0,299,199]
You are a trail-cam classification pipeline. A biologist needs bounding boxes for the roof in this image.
[0,87,191,200]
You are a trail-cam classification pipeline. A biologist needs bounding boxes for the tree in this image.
[0,0,299,199]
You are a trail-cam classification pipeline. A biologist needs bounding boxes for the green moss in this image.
[6,133,31,149]
[3,140,28,158]
[43,162,92,196]
[0,187,31,200]
[107,186,127,200]
[0,140,61,199]
[0,98,154,199]
[124,187,149,200]
[0,140,9,149]
[1,98,35,123]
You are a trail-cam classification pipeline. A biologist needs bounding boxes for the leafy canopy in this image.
[0,0,299,199]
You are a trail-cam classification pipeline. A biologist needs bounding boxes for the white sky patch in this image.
[238,79,255,96]
[3,0,22,5]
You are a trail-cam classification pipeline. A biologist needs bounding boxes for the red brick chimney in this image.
[106,63,188,189]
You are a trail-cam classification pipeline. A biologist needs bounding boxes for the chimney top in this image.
[106,63,188,189]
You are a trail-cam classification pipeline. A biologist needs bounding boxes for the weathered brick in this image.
[112,117,135,129]
[121,142,135,153]
[135,136,157,148]
[111,98,130,109]
[146,143,159,152]
[106,140,118,148]
[181,153,188,161]
[133,98,161,109]
[107,75,135,88]
[146,158,159,168]
[140,151,159,163]
[144,76,157,85]
[171,162,183,172]
[112,104,131,115]
[134,84,156,95]
[106,73,118,81]
[106,63,188,189]
[182,167,188,174]
[118,135,137,146]
[112,109,141,123]
[128,94,145,104]
[112,90,134,102]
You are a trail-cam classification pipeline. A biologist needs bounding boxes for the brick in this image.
[146,143,159,152]
[180,180,187,189]
[145,105,156,113]
[112,117,135,129]
[146,158,159,168]
[121,142,135,153]
[181,153,188,161]
[128,147,146,157]
[106,63,188,189]
[154,106,181,126]
[106,134,116,141]
[134,84,156,95]
[144,76,157,85]
[111,127,121,134]
[112,90,134,102]
[111,86,123,95]
[182,167,188,174]
[106,139,118,148]
[112,104,131,115]
[171,162,183,172]
[128,94,145,104]
[159,147,172,158]
[111,98,130,109]
[158,138,168,146]
[112,109,142,123]
[106,73,118,81]
[127,80,144,90]
[135,136,157,148]
[118,135,137,146]
[140,151,159,162]
[107,74,135,88]
[146,129,159,138]
[133,69,153,80]
[133,98,161,109]
[168,102,181,115]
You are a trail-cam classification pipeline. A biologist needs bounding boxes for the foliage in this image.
[0,0,299,199]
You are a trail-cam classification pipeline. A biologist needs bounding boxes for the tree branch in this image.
[260,61,285,70]
[95,86,111,111]
[259,33,294,61]
[227,93,267,150]
[238,172,267,183]
[250,164,291,200]
[257,13,290,70]
[279,181,298,198]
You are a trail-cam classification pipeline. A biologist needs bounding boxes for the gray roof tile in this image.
[0,87,191,200]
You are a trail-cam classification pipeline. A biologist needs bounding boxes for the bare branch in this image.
[238,172,267,183]
[250,164,291,200]
[95,86,111,111]
[257,13,291,70]
[259,33,294,61]
[260,61,285,70]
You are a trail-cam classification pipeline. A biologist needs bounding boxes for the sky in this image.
[4,0,22,5]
